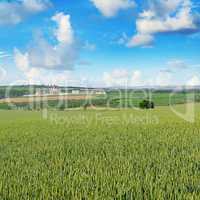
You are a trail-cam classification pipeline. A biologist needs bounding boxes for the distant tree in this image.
[139,99,155,109]
[83,103,90,110]
[58,104,65,111]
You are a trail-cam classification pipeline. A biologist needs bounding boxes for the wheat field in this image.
[0,104,200,199]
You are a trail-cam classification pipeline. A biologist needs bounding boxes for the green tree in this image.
[139,99,155,109]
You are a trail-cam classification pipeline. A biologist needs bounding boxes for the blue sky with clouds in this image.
[0,0,200,87]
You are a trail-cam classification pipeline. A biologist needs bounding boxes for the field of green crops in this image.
[1,90,200,110]
[0,104,200,199]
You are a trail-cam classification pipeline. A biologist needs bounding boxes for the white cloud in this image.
[14,12,77,72]
[117,32,129,45]
[14,49,42,84]
[128,0,200,47]
[17,68,84,86]
[155,71,172,86]
[83,41,96,51]
[160,69,173,73]
[52,13,74,45]
[127,34,154,47]
[103,69,143,87]
[103,69,129,87]
[14,49,30,72]
[130,70,143,86]
[90,0,135,17]
[13,12,81,85]
[187,75,200,86]
[0,0,51,25]
[168,59,188,69]
[0,54,10,59]
[0,67,7,81]
[0,51,11,59]
[24,67,42,84]
[23,0,50,12]
[102,68,174,87]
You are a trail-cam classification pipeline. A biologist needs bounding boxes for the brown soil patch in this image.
[0,95,94,104]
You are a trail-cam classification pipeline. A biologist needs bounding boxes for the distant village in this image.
[30,86,106,97]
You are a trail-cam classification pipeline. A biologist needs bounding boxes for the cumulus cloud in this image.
[22,0,50,12]
[187,75,200,86]
[90,0,135,17]
[160,69,173,73]
[0,0,51,25]
[155,70,173,86]
[127,34,154,47]
[128,0,200,47]
[103,69,143,87]
[130,70,143,86]
[52,13,74,45]
[14,12,77,73]
[13,51,83,86]
[102,68,175,87]
[103,69,129,86]
[22,68,79,86]
[13,13,82,86]
[13,65,82,86]
[14,50,30,72]
[168,59,188,69]
[0,67,7,81]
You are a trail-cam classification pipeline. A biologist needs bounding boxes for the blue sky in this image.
[0,0,200,87]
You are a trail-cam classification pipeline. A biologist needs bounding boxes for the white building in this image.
[72,90,80,95]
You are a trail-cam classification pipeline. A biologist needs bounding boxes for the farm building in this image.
[35,86,61,96]
[70,89,106,95]
[34,87,106,96]
[72,90,80,95]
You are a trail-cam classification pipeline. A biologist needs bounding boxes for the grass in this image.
[0,105,200,199]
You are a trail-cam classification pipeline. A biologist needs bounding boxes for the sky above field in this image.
[0,0,200,87]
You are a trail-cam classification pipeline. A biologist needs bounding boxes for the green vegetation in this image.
[0,105,200,199]
[0,85,34,98]
[1,85,200,110]
[106,90,200,107]
[1,89,200,110]
[139,99,155,109]
[0,85,71,99]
